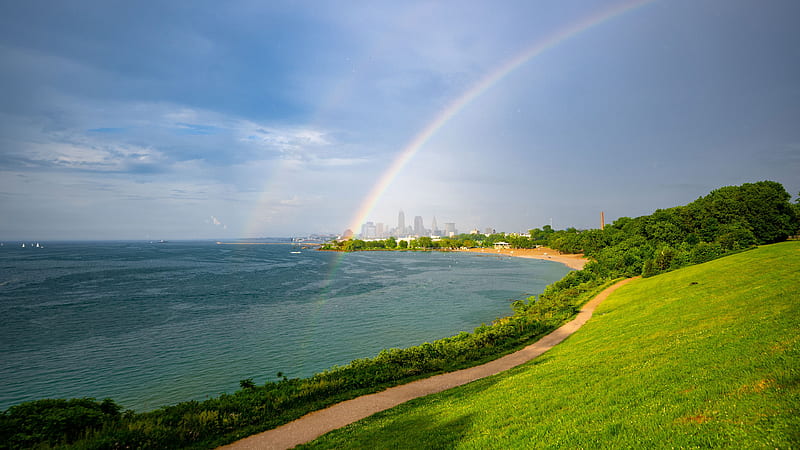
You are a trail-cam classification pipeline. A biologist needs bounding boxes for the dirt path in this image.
[220,277,636,450]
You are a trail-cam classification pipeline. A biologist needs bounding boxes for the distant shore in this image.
[316,244,588,270]
[457,247,587,270]
[215,242,322,246]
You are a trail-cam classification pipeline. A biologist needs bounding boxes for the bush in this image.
[0,398,122,449]
[690,242,724,264]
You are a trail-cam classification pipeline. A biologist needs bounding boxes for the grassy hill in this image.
[301,241,800,448]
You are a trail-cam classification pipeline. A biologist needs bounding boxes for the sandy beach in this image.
[457,247,587,270]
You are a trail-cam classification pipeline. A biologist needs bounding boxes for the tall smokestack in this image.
[600,211,605,230]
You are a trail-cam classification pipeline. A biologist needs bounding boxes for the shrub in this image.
[0,398,122,449]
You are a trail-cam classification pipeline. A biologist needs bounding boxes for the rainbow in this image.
[346,0,655,234]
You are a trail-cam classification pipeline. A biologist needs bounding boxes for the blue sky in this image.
[1,0,798,240]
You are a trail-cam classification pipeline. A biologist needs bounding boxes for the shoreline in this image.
[456,247,587,270]
[221,277,632,449]
[318,245,588,270]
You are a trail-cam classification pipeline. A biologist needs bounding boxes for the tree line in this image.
[327,181,799,280]
[542,180,798,278]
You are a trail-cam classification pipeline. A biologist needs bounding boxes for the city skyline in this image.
[358,209,471,239]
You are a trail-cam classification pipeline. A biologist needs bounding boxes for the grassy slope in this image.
[301,242,800,449]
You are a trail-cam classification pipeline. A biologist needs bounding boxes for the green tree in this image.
[578,229,609,257]
[363,240,379,249]
[715,223,757,250]
[529,226,554,242]
[690,242,724,264]
[437,238,456,249]
[792,192,800,235]
[416,236,434,249]
[549,228,583,254]
[693,181,795,243]
[342,239,365,252]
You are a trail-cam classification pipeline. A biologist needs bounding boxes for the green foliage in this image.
[529,225,555,242]
[363,239,385,249]
[545,181,797,278]
[415,236,434,249]
[434,238,458,249]
[0,398,122,449]
[341,239,365,252]
[792,192,800,235]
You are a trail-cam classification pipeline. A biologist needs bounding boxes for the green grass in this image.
[301,241,800,449]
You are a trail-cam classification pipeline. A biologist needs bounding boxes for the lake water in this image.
[0,241,570,411]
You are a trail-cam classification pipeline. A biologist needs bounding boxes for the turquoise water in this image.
[0,241,570,411]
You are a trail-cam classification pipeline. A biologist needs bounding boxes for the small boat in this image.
[21,243,25,248]
[290,251,301,254]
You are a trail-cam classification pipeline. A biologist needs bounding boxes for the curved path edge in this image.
[221,277,638,450]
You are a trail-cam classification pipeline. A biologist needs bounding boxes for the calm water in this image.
[0,241,569,411]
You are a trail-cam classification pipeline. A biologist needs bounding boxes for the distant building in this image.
[414,216,425,236]
[376,222,385,238]
[444,222,457,237]
[361,221,377,239]
[494,241,510,249]
[341,229,354,240]
[397,210,406,237]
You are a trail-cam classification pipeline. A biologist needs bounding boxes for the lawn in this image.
[301,241,800,448]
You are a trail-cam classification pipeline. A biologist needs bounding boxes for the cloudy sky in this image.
[1,0,798,240]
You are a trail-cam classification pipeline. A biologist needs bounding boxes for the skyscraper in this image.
[397,210,405,237]
[431,216,439,236]
[413,216,424,236]
[361,221,377,239]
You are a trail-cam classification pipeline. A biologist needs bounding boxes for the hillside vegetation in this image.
[332,182,799,281]
[302,241,800,448]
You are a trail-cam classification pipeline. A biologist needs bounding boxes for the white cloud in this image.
[1,98,374,174]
